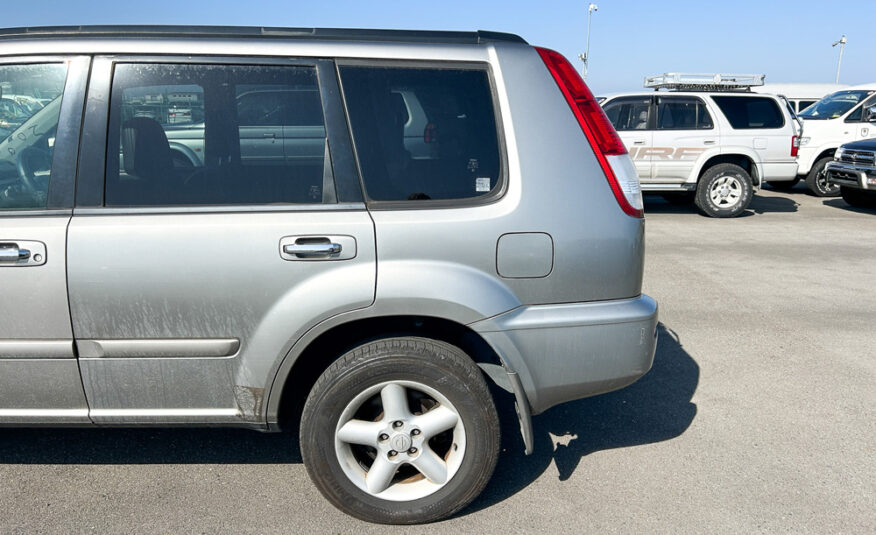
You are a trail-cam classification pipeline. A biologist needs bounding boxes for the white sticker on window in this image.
[475,177,491,192]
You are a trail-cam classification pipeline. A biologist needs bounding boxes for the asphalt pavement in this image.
[1,184,873,534]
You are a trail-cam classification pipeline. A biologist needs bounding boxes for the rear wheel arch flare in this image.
[272,315,510,429]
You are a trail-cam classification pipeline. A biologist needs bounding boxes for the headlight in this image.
[798,137,811,146]
[835,147,844,161]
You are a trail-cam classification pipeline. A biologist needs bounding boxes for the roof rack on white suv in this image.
[644,73,765,92]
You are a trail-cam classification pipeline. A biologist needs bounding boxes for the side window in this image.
[603,97,651,131]
[656,97,713,130]
[797,100,816,113]
[0,63,68,210]
[105,63,328,207]
[845,104,863,123]
[844,96,876,123]
[339,65,501,202]
[711,96,784,129]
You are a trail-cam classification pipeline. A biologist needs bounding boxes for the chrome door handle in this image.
[283,242,342,257]
[279,235,357,261]
[0,243,30,262]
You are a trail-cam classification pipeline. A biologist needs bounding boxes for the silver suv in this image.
[0,26,658,524]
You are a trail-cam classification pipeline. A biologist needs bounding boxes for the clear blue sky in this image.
[6,0,875,94]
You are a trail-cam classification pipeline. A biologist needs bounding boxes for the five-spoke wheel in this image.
[300,337,499,524]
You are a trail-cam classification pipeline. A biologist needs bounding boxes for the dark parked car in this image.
[825,138,876,209]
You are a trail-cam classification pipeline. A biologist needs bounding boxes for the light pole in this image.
[832,35,847,84]
[579,3,598,80]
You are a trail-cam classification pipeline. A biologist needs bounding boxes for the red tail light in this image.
[791,135,799,157]
[424,122,436,143]
[535,47,643,218]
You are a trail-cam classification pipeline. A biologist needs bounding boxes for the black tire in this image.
[660,191,696,205]
[840,186,876,209]
[805,157,840,197]
[300,337,500,524]
[694,163,754,218]
[767,177,800,190]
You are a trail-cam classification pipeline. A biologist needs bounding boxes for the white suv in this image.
[602,76,799,217]
[788,84,876,196]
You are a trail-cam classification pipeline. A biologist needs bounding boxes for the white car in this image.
[783,83,876,196]
[601,74,799,217]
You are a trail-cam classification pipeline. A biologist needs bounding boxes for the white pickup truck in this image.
[773,83,876,196]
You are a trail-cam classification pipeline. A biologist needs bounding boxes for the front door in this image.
[66,57,375,425]
[0,58,90,423]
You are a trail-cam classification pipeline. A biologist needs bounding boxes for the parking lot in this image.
[1,185,873,534]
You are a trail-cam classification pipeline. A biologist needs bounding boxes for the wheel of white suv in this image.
[695,163,754,218]
[299,337,500,524]
[840,186,876,209]
[767,177,800,190]
[805,156,841,197]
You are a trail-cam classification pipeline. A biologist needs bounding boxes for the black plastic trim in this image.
[46,56,91,209]
[317,61,364,203]
[74,57,112,208]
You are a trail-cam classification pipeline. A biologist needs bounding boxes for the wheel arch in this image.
[268,314,518,433]
[697,152,759,185]
[814,147,837,163]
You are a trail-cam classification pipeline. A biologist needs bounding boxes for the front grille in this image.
[840,149,876,166]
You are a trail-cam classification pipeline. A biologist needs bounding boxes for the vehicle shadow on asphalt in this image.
[822,198,874,214]
[460,322,698,516]
[643,193,798,216]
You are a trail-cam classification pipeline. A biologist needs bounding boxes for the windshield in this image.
[799,90,873,119]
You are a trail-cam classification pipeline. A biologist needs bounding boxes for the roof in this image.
[0,25,527,45]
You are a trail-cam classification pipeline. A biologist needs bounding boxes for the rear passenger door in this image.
[66,57,375,424]
[650,96,714,182]
[602,96,653,179]
[0,58,90,423]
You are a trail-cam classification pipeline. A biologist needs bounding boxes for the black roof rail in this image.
[0,25,528,45]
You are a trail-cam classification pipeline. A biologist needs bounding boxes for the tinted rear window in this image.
[339,66,501,202]
[711,96,784,129]
[105,63,329,207]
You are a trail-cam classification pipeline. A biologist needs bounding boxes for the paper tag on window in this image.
[475,177,491,192]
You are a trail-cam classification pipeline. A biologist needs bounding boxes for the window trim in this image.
[335,58,509,211]
[74,55,362,212]
[655,95,715,131]
[0,55,89,213]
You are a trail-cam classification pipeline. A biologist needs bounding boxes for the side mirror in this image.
[867,105,876,123]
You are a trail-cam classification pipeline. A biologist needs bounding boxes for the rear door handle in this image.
[0,240,45,266]
[0,243,30,262]
[704,140,716,145]
[283,242,341,257]
[633,140,646,145]
[279,235,357,261]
